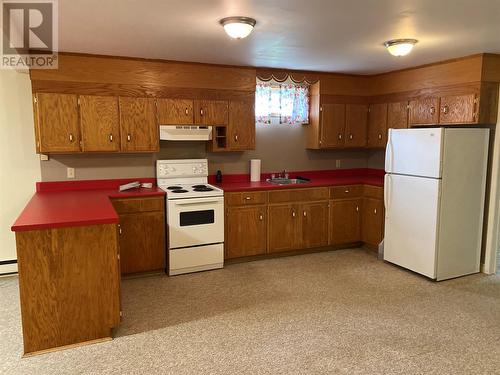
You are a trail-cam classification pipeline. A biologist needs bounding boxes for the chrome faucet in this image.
[280,169,289,179]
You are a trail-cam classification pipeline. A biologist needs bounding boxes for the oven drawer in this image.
[169,244,224,276]
[225,191,267,206]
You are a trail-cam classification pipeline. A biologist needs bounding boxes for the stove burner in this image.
[171,189,188,193]
[167,186,183,190]
[192,184,208,189]
[194,187,214,192]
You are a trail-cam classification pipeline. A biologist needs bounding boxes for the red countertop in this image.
[209,168,384,192]
[11,178,165,232]
[12,169,384,232]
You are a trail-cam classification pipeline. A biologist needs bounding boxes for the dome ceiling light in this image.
[219,16,256,39]
[384,39,418,57]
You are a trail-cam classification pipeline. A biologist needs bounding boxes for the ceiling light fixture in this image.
[384,39,418,57]
[219,16,256,39]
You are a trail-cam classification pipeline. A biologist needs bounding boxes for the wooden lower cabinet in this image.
[268,203,300,253]
[112,197,166,275]
[15,224,121,355]
[361,198,384,247]
[226,205,267,259]
[330,199,361,245]
[301,201,329,248]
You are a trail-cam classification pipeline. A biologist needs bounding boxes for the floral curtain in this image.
[255,80,310,125]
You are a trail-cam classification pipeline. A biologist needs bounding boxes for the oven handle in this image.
[173,199,222,206]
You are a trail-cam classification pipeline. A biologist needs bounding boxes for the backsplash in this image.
[39,123,383,181]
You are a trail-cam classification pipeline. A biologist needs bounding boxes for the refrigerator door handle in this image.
[384,174,391,215]
[385,129,393,172]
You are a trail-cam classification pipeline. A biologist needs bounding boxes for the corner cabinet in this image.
[33,93,159,154]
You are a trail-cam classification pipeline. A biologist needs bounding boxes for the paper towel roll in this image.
[250,159,261,182]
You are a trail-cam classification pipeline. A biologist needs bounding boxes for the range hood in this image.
[159,125,212,141]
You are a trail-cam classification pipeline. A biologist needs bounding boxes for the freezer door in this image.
[385,128,443,178]
[384,174,440,279]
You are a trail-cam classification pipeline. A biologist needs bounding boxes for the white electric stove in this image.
[157,159,224,276]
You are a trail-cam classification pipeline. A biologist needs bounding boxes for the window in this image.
[255,79,310,125]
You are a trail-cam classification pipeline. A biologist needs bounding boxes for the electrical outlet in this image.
[40,154,49,161]
[67,167,75,179]
[335,160,341,168]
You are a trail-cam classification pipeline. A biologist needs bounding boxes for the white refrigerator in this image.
[383,128,489,281]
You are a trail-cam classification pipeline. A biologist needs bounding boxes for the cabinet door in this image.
[34,93,80,153]
[367,103,388,148]
[361,198,384,247]
[226,205,267,259]
[119,97,159,152]
[268,204,299,253]
[118,211,166,275]
[330,199,361,245]
[301,201,329,249]
[320,103,345,148]
[387,102,409,130]
[194,100,228,125]
[345,104,368,148]
[80,95,120,152]
[228,100,255,150]
[157,98,194,125]
[439,94,477,124]
[409,97,440,125]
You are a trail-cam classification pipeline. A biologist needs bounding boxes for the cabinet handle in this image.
[185,108,189,115]
[378,133,382,140]
[127,134,131,142]
[245,196,251,200]
[374,208,377,215]
[109,134,113,142]
[69,133,74,142]
[234,135,238,142]
[430,107,435,115]
[200,108,204,116]
[442,105,449,114]
[349,134,353,140]
[303,211,307,217]
[338,134,342,140]
[292,210,296,218]
[344,189,350,194]
[356,206,359,212]
[118,225,122,235]
[259,214,263,221]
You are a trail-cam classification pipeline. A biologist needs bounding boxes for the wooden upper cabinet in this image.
[345,104,368,148]
[439,94,477,124]
[320,103,346,148]
[387,102,409,130]
[268,204,300,253]
[194,100,228,125]
[34,93,80,153]
[157,98,194,125]
[409,97,440,125]
[367,103,388,148]
[330,199,361,245]
[79,95,120,152]
[228,100,255,150]
[226,205,267,259]
[119,97,159,152]
[301,201,329,249]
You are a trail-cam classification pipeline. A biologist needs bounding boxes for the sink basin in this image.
[266,178,310,185]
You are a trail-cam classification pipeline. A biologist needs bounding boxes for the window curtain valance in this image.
[256,69,319,85]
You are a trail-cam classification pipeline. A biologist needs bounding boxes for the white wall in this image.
[0,70,41,274]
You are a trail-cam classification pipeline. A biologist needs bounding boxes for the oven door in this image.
[167,196,224,249]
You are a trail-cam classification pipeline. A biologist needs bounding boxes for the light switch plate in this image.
[67,167,75,179]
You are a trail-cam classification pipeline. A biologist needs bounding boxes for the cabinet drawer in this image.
[330,185,363,199]
[363,185,383,199]
[268,187,329,203]
[225,191,267,206]
[112,197,164,214]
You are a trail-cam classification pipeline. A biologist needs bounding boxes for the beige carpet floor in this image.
[1,248,499,374]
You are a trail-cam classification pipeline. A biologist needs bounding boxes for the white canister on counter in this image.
[250,159,261,182]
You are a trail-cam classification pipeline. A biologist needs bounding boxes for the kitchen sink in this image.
[266,178,310,185]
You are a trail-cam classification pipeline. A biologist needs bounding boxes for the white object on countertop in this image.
[119,181,141,191]
[250,159,261,182]
[141,182,153,189]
